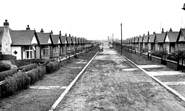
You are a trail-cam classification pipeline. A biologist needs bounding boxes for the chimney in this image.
[3,19,9,27]
[161,28,164,33]
[2,19,12,54]
[59,31,61,35]
[65,33,67,37]
[26,25,30,30]
[153,32,155,34]
[40,28,44,33]
[69,34,71,37]
[169,28,173,32]
[148,31,150,35]
[50,30,53,34]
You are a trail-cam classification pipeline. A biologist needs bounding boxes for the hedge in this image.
[18,63,37,71]
[1,71,31,97]
[46,61,60,74]
[0,69,17,81]
[0,62,11,72]
[26,66,46,84]
[0,66,46,97]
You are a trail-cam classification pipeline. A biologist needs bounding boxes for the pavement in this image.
[55,45,185,111]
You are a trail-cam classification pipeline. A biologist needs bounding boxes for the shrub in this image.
[18,63,37,72]
[46,61,60,74]
[1,76,17,97]
[151,50,167,58]
[26,66,46,84]
[26,68,39,84]
[0,62,11,72]
[0,69,17,81]
[1,71,31,97]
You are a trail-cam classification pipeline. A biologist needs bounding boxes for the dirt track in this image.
[55,47,185,111]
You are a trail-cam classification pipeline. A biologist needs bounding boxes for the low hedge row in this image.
[0,69,17,81]
[1,71,31,97]
[18,63,37,71]
[26,66,46,84]
[0,65,46,97]
[46,61,60,74]
[0,62,11,72]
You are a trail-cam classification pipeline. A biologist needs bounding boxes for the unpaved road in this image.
[55,47,185,111]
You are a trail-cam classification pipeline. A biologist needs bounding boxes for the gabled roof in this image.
[0,27,3,44]
[134,37,139,43]
[60,35,67,44]
[143,35,149,43]
[155,32,166,43]
[71,36,76,44]
[51,34,60,45]
[75,37,79,44]
[148,34,156,43]
[36,32,52,45]
[10,30,37,45]
[166,31,179,42]
[177,28,185,42]
[67,37,72,44]
[138,35,143,43]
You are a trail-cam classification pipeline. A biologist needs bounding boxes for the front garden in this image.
[114,43,185,71]
[0,45,98,98]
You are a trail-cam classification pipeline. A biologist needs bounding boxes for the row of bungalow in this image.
[123,28,185,54]
[0,20,92,60]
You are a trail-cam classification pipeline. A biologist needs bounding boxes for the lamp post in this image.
[121,23,122,54]
[182,3,185,10]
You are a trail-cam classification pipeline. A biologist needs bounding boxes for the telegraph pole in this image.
[121,23,122,54]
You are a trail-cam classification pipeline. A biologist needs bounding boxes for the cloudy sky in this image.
[0,0,185,40]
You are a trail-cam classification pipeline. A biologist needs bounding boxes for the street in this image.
[55,45,185,111]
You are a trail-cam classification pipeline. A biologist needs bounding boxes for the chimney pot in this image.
[26,25,30,30]
[40,28,44,33]
[4,19,9,26]
[65,33,67,37]
[162,28,164,33]
[50,30,53,34]
[169,28,173,32]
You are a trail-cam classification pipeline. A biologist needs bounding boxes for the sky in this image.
[0,0,185,40]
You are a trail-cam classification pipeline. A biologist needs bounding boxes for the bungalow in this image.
[155,29,166,51]
[60,33,67,57]
[164,28,179,53]
[142,34,149,50]
[176,28,185,51]
[71,36,76,54]
[66,34,72,55]
[138,35,143,52]
[36,29,53,59]
[0,20,39,60]
[50,31,60,58]
[148,32,156,52]
[134,36,139,52]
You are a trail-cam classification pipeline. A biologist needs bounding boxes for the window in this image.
[53,46,59,56]
[25,46,34,59]
[43,46,49,56]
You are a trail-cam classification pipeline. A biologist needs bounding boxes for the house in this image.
[36,29,53,59]
[134,36,139,52]
[164,28,179,53]
[155,29,166,51]
[138,35,143,52]
[176,28,185,51]
[0,20,39,60]
[142,34,149,50]
[148,32,156,52]
[60,33,67,57]
[50,31,60,58]
[66,34,72,55]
